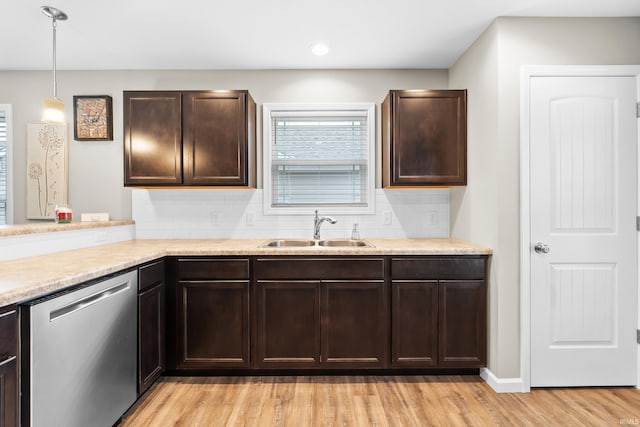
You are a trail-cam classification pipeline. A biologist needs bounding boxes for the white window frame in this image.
[0,104,12,225]
[262,103,376,215]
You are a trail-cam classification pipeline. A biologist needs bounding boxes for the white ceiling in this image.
[2,0,639,70]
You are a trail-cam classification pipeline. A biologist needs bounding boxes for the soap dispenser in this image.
[351,223,360,240]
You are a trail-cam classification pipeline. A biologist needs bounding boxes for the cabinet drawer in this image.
[391,257,486,280]
[139,259,165,292]
[255,258,385,280]
[178,258,250,280]
[0,308,17,360]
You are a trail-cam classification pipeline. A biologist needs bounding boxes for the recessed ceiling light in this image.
[311,43,329,56]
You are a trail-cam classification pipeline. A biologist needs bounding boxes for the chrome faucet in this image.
[313,210,337,240]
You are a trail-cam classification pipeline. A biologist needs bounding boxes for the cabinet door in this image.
[0,308,17,427]
[391,281,438,367]
[254,281,321,368]
[177,280,249,369]
[322,281,387,368]
[138,283,165,395]
[0,357,17,427]
[438,280,486,367]
[124,91,182,185]
[382,90,466,187]
[183,91,255,186]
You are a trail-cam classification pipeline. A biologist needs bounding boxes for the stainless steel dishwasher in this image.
[21,270,138,427]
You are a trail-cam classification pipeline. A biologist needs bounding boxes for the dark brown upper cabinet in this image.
[124,90,256,187]
[382,90,467,187]
[124,91,182,185]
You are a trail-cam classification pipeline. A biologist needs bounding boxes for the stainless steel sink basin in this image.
[262,239,372,248]
[317,239,371,247]
[263,239,316,247]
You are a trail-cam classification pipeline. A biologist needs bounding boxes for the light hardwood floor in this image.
[121,375,640,426]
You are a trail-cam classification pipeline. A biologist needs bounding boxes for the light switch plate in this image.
[383,211,392,225]
[246,211,256,226]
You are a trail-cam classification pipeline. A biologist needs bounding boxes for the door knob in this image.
[534,242,550,254]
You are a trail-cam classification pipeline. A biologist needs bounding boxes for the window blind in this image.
[0,110,6,225]
[270,112,369,206]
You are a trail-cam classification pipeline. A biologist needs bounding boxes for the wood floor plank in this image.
[121,376,640,427]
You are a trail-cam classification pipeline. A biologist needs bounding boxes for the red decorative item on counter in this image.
[55,205,73,223]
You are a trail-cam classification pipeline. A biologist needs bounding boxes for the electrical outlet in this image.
[383,211,392,225]
[246,211,256,226]
[210,210,220,226]
[428,211,438,225]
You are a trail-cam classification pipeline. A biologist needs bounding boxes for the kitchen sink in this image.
[317,239,370,247]
[262,239,372,248]
[263,239,316,247]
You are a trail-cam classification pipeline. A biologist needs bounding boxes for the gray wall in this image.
[0,69,447,224]
[449,17,640,379]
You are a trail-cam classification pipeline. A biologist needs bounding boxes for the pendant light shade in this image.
[41,6,68,124]
[43,97,65,123]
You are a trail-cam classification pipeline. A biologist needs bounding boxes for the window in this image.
[0,105,11,225]
[263,103,375,214]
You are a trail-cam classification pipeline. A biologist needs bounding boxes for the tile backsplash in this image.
[132,188,449,239]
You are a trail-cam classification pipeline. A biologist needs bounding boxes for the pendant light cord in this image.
[41,6,67,100]
[52,18,57,99]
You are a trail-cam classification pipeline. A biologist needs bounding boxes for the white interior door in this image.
[530,74,638,387]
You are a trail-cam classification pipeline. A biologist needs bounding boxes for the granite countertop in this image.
[0,238,492,307]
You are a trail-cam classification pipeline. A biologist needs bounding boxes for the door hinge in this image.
[637,102,640,118]
[637,216,640,231]
[637,329,640,345]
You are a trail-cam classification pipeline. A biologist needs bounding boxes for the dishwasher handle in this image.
[49,281,130,322]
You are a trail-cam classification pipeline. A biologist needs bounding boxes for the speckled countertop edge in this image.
[0,238,491,307]
[0,220,135,237]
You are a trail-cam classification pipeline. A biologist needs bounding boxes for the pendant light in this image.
[41,6,68,124]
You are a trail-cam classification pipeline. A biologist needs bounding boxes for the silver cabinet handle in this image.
[534,242,550,254]
[0,356,16,368]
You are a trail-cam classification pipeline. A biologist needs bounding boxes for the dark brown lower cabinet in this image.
[0,357,17,427]
[253,258,387,369]
[391,256,488,369]
[138,260,166,395]
[322,281,387,368]
[439,280,486,367]
[173,258,250,369]
[255,281,321,368]
[255,279,387,369]
[391,281,439,367]
[178,281,250,369]
[0,307,17,427]
[168,255,486,373]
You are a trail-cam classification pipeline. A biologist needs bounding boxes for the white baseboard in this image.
[480,368,527,393]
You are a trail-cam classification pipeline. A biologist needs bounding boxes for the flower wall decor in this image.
[26,123,68,219]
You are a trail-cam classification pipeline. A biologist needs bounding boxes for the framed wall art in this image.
[26,123,68,220]
[73,95,113,141]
